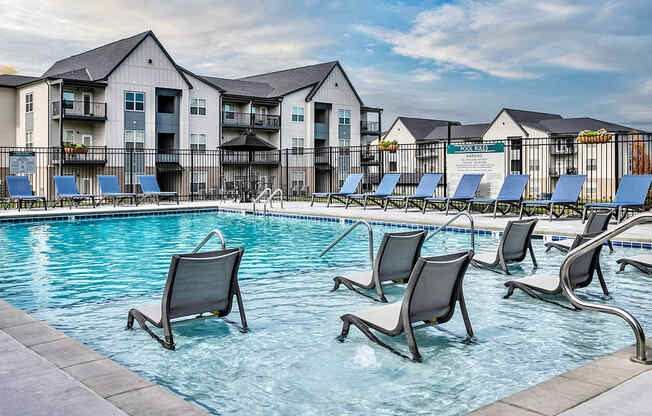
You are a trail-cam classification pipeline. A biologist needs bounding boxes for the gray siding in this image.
[124,111,145,130]
[155,113,178,133]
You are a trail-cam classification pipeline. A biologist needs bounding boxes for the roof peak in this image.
[49,31,151,67]
[238,60,338,80]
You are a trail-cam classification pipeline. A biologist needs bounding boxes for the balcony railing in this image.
[549,167,578,177]
[223,112,280,130]
[156,152,179,164]
[361,120,380,134]
[53,100,107,120]
[220,150,281,165]
[53,146,108,165]
[315,122,329,140]
[314,151,330,164]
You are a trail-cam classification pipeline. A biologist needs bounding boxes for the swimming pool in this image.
[1,211,651,415]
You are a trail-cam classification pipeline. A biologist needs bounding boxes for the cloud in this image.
[355,0,652,80]
[410,68,440,82]
[0,64,17,75]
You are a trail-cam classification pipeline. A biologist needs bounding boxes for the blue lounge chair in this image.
[137,175,179,205]
[345,173,401,209]
[583,175,652,224]
[384,173,443,212]
[311,173,364,207]
[422,174,483,215]
[54,176,95,209]
[97,175,137,207]
[6,176,47,211]
[469,174,530,218]
[520,175,586,220]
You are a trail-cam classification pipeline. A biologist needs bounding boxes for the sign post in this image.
[446,143,505,198]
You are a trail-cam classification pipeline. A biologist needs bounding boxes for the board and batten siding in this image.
[482,110,527,140]
[0,87,17,146]
[186,72,220,150]
[281,86,312,150]
[16,81,49,147]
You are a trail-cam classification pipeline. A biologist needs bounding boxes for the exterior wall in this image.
[0,87,16,146]
[384,119,417,145]
[186,73,220,150]
[483,111,527,140]
[281,86,311,150]
[16,81,49,147]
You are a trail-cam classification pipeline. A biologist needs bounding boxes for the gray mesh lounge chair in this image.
[504,233,607,309]
[54,176,95,209]
[137,175,179,205]
[6,176,47,211]
[332,230,426,302]
[98,175,137,206]
[336,251,474,362]
[617,254,652,275]
[471,219,538,274]
[545,211,614,253]
[127,248,247,350]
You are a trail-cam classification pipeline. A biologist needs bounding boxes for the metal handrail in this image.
[318,220,374,266]
[263,188,284,215]
[424,211,475,250]
[192,229,226,254]
[252,188,272,212]
[560,213,652,364]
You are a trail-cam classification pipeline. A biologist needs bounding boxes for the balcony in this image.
[315,123,329,140]
[223,112,280,130]
[314,150,330,165]
[55,146,107,165]
[52,100,106,121]
[416,148,440,159]
[220,150,280,165]
[549,167,578,177]
[361,120,380,135]
[156,152,180,164]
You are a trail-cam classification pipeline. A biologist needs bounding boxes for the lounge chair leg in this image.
[326,194,331,207]
[549,203,554,221]
[363,196,368,210]
[458,290,474,340]
[126,309,175,350]
[493,201,498,218]
[582,206,587,223]
[345,197,350,209]
[519,204,524,219]
[233,281,249,333]
[608,240,614,253]
[445,200,450,216]
[595,264,610,298]
[404,324,422,362]
[336,318,351,342]
[529,243,538,268]
[310,195,315,207]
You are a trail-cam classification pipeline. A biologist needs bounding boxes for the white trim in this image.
[81,134,93,147]
[125,91,145,112]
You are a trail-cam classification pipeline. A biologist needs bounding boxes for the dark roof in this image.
[239,61,338,97]
[41,31,192,88]
[502,108,562,123]
[425,123,491,141]
[0,74,42,87]
[526,118,639,135]
[390,117,459,141]
[201,76,275,97]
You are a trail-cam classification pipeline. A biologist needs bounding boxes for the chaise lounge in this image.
[6,176,47,211]
[345,173,401,209]
[310,173,364,207]
[545,211,614,253]
[137,175,179,205]
[583,174,652,224]
[422,174,483,215]
[469,174,530,218]
[54,175,95,209]
[520,175,586,220]
[384,173,443,212]
[617,254,652,275]
[471,219,538,274]
[97,175,137,207]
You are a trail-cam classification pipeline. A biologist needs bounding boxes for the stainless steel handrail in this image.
[318,220,374,265]
[560,213,652,364]
[424,211,475,250]
[263,188,284,215]
[192,229,226,253]
[252,188,272,212]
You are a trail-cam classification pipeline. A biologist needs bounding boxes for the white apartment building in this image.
[0,31,382,196]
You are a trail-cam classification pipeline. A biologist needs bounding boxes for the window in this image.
[63,130,74,144]
[191,134,207,151]
[291,170,305,193]
[291,137,304,155]
[529,160,540,171]
[25,93,33,113]
[586,180,598,194]
[389,161,397,172]
[25,131,33,147]
[338,109,351,125]
[62,91,74,109]
[124,130,145,185]
[191,98,206,115]
[81,134,93,147]
[125,91,144,111]
[587,158,598,171]
[125,130,145,148]
[81,177,92,195]
[223,104,234,120]
[192,171,207,194]
[291,106,304,122]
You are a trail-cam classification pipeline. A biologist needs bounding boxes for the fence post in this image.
[614,134,620,199]
[284,149,289,201]
[190,147,194,202]
[128,146,133,193]
[443,141,449,197]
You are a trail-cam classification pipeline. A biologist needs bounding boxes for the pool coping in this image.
[0,299,209,416]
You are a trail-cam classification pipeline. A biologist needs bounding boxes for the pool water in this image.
[1,211,651,415]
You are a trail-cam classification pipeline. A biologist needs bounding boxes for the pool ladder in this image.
[561,212,652,364]
[424,211,475,251]
[192,229,226,253]
[252,188,284,215]
[319,220,374,265]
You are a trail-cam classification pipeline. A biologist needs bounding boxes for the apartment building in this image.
[0,31,382,196]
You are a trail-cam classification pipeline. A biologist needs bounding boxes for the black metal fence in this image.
[1,133,650,206]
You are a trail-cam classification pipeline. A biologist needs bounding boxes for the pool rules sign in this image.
[446,143,505,198]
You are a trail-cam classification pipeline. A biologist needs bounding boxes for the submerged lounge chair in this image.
[471,219,538,274]
[545,211,614,253]
[617,254,652,275]
[345,173,401,209]
[54,176,95,208]
[504,233,608,308]
[97,175,137,207]
[520,175,586,220]
[6,176,47,211]
[583,175,652,223]
[332,230,426,302]
[422,174,483,215]
[384,173,443,212]
[127,247,247,350]
[469,174,530,218]
[311,173,363,207]
[137,175,179,205]
[336,251,474,362]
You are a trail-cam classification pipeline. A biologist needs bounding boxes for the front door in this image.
[83,93,93,115]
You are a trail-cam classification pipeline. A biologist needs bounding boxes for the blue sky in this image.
[1,0,651,130]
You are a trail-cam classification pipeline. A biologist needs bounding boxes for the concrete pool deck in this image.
[1,200,652,415]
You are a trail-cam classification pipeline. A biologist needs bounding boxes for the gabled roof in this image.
[425,123,491,141]
[526,118,639,135]
[388,117,459,141]
[239,61,338,97]
[502,108,562,123]
[41,31,192,88]
[201,76,275,97]
[0,74,42,87]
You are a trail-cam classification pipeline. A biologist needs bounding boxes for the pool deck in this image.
[1,200,652,415]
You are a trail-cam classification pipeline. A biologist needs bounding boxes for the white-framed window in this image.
[291,106,304,122]
[124,130,145,185]
[529,159,540,171]
[587,158,598,171]
[125,91,145,112]
[62,91,75,109]
[586,179,598,194]
[191,134,207,151]
[338,109,351,125]
[124,129,145,148]
[291,170,305,191]
[338,139,350,147]
[191,171,207,194]
[81,134,93,147]
[80,177,92,194]
[25,92,33,113]
[223,104,234,119]
[63,130,74,144]
[291,137,304,155]
[25,131,33,147]
[191,98,206,115]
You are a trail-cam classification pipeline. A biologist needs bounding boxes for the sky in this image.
[1,0,651,131]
